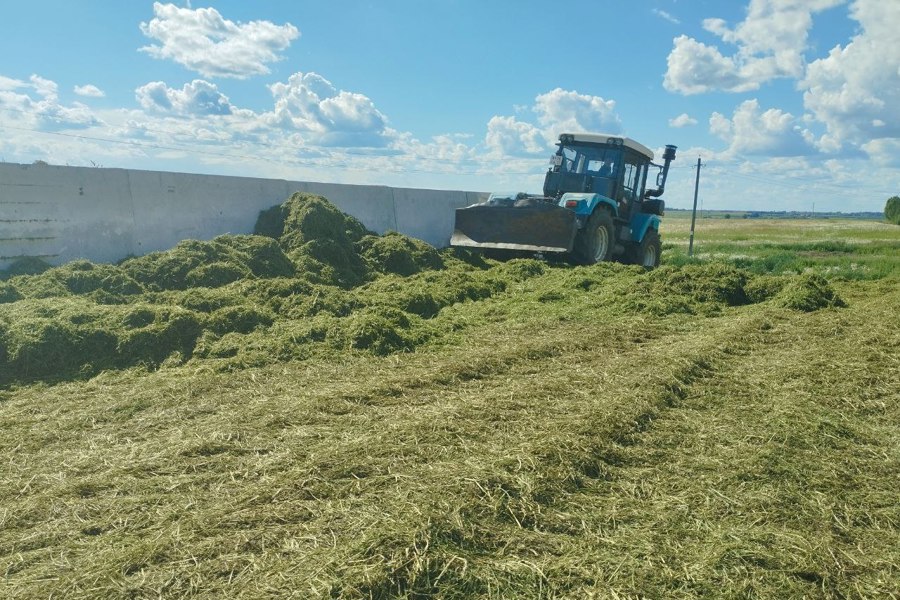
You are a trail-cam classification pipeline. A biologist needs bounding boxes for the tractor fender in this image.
[559,193,618,221]
[629,212,661,243]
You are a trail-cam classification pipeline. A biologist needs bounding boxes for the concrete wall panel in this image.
[127,170,291,256]
[392,188,487,247]
[0,164,135,266]
[0,162,484,269]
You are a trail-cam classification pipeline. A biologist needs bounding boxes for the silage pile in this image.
[0,192,845,385]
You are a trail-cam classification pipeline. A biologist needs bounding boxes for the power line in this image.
[0,123,273,164]
[0,118,552,177]
[711,169,896,199]
[1,113,896,195]
[0,122,523,176]
[0,106,505,169]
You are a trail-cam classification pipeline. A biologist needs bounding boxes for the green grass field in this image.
[1,197,898,599]
[662,212,900,280]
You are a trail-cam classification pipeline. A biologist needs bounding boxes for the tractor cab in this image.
[543,133,666,219]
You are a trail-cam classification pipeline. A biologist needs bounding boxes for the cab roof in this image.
[559,133,654,160]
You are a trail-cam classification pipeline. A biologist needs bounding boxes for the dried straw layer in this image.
[0,280,896,598]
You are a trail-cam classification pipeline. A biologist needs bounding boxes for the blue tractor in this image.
[451,133,677,267]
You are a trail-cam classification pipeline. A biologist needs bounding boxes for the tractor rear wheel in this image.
[630,229,661,268]
[573,209,615,265]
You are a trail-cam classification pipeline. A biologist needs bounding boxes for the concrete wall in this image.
[0,162,485,269]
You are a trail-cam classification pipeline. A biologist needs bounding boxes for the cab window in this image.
[561,147,578,173]
[558,145,621,176]
[623,162,639,200]
[622,152,647,201]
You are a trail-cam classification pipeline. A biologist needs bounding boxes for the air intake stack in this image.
[645,144,677,198]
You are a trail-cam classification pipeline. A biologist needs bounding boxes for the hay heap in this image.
[255,192,372,287]
[254,192,446,284]
[0,193,455,383]
[774,273,846,311]
[357,231,444,276]
[0,192,850,386]
[121,235,295,291]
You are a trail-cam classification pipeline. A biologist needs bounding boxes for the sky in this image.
[1,0,898,213]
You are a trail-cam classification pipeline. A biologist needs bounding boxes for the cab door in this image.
[621,150,648,203]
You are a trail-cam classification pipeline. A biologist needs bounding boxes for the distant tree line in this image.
[886,196,900,225]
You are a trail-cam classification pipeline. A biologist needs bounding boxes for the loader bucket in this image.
[450,202,578,253]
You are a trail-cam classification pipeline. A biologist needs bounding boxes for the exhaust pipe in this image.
[645,144,677,198]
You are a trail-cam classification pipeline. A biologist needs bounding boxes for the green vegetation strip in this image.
[660,212,900,281]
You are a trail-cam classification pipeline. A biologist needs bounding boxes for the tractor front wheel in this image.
[630,229,661,268]
[573,209,615,265]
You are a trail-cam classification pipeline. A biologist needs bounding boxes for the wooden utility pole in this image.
[688,157,702,257]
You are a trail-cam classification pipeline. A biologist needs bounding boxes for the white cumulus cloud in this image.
[29,74,58,99]
[483,88,622,158]
[533,88,622,134]
[710,99,816,157]
[136,80,233,115]
[664,35,755,94]
[265,72,390,147]
[0,73,100,130]
[861,138,900,167]
[669,113,698,127]
[801,0,900,148]
[664,0,845,94]
[484,88,622,157]
[0,75,27,91]
[484,116,545,157]
[139,2,299,79]
[74,84,105,98]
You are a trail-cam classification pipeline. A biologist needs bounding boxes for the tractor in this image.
[451,133,677,267]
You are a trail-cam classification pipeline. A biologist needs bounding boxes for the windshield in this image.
[557,144,621,177]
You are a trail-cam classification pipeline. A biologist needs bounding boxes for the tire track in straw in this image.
[534,292,900,599]
[0,302,835,599]
[321,310,777,598]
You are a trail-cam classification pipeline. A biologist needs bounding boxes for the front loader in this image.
[451,133,677,267]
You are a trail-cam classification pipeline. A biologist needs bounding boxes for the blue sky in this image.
[1,0,898,212]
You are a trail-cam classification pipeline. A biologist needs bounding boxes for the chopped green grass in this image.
[1,198,897,598]
[773,272,846,311]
